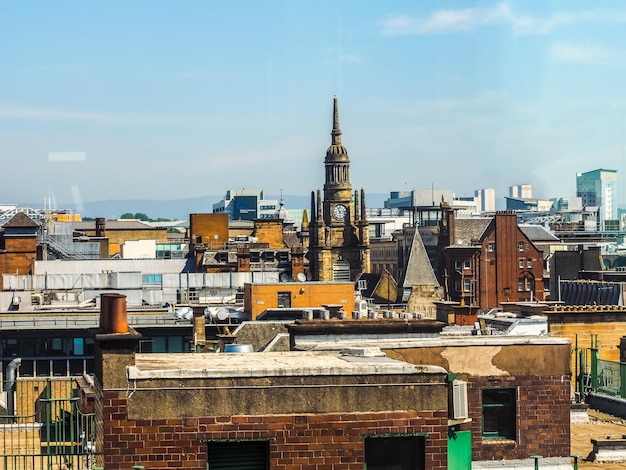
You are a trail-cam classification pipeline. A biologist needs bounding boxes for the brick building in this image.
[288,320,572,466]
[244,281,355,320]
[190,213,306,279]
[438,205,545,310]
[74,218,169,258]
[0,212,39,283]
[93,326,449,469]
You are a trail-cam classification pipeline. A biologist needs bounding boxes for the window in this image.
[527,259,533,268]
[518,241,525,252]
[464,279,472,293]
[519,259,524,268]
[365,435,425,470]
[482,388,516,440]
[518,277,534,292]
[142,273,162,285]
[463,259,471,269]
[206,439,269,470]
[454,260,461,270]
[487,242,494,252]
[277,291,291,308]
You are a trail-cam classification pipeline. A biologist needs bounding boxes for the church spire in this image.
[331,96,342,146]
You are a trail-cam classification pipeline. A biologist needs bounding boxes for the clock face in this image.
[332,204,347,220]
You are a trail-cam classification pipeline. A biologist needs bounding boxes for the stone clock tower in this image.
[309,97,370,281]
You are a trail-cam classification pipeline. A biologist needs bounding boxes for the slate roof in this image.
[357,272,383,298]
[282,231,301,248]
[519,224,559,242]
[453,218,491,246]
[2,211,39,228]
[403,229,439,289]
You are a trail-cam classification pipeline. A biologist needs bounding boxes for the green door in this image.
[448,430,472,470]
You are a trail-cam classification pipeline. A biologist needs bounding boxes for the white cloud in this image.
[550,43,625,67]
[380,2,626,36]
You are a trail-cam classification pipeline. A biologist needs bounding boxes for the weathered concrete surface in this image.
[123,351,448,420]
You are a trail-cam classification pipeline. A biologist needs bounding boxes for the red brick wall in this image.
[464,375,570,461]
[102,391,448,469]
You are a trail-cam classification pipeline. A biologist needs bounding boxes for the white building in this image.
[474,188,496,212]
[509,184,532,199]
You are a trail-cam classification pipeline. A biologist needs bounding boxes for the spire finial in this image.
[331,96,342,145]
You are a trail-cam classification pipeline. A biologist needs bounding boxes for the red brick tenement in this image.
[101,393,448,470]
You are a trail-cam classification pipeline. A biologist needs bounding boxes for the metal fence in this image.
[1,374,98,469]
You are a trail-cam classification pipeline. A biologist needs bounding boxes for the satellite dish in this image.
[297,273,306,282]
[280,273,289,282]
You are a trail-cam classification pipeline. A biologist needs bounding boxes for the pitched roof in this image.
[403,229,439,289]
[519,225,559,242]
[3,211,39,228]
[453,218,491,246]
[357,272,383,298]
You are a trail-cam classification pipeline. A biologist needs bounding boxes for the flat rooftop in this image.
[128,350,446,380]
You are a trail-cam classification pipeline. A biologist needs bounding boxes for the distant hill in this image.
[23,193,389,221]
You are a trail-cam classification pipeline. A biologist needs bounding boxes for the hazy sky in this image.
[2,1,626,208]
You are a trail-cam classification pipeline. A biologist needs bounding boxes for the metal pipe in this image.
[6,357,22,420]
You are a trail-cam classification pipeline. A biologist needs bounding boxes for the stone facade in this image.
[308,98,370,282]
[545,307,626,363]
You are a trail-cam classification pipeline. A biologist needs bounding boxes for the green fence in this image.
[591,359,626,399]
[576,334,626,400]
[1,374,98,469]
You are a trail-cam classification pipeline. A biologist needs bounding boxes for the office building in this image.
[576,169,618,230]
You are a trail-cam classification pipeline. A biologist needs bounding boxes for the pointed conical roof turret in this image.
[325,96,348,162]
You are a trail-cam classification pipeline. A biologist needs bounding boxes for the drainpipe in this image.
[6,357,22,421]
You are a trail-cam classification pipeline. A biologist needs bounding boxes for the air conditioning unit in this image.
[450,380,468,420]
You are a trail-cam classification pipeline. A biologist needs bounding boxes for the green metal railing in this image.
[1,375,98,469]
[576,333,626,400]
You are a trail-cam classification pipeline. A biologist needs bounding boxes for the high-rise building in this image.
[509,184,532,199]
[474,188,496,212]
[212,189,278,221]
[308,97,370,281]
[576,169,618,230]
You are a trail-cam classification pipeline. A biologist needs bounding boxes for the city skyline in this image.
[2,1,626,209]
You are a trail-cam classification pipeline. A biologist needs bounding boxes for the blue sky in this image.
[2,1,626,209]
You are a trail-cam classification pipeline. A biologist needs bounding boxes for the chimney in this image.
[99,293,129,334]
[95,218,106,237]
